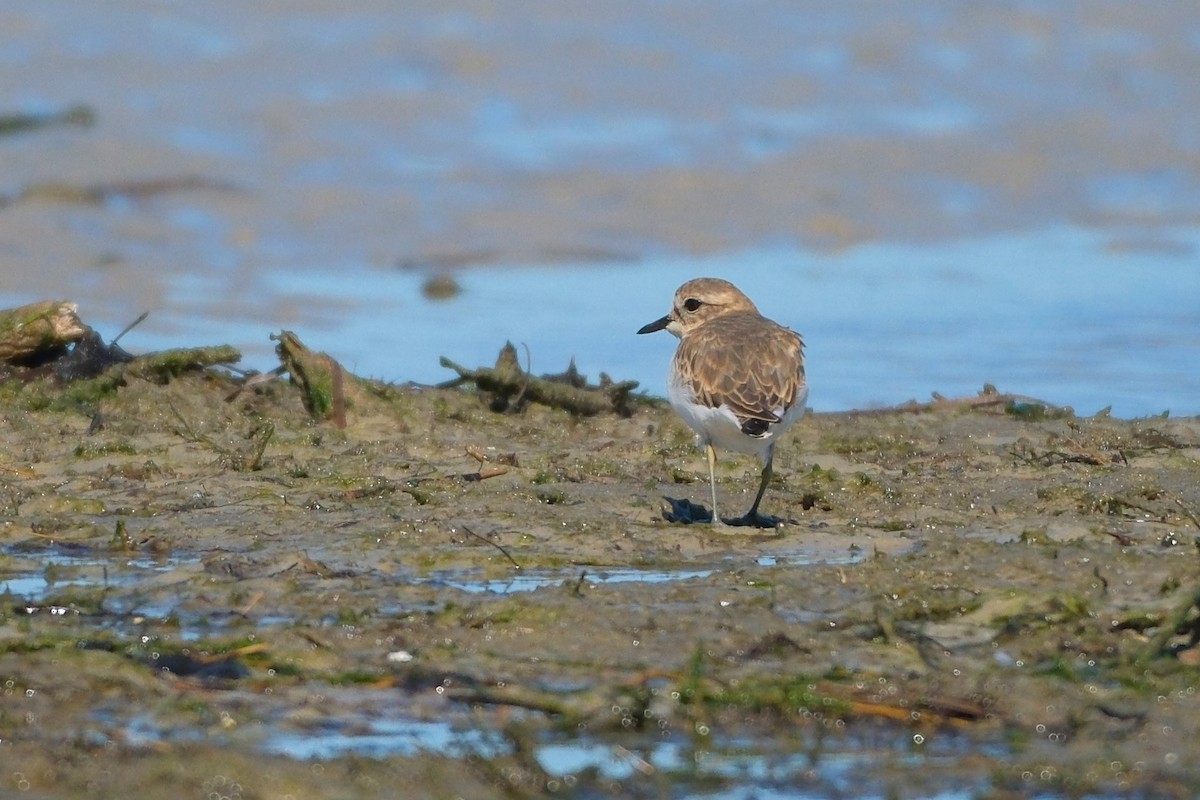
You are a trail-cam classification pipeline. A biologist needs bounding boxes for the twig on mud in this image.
[1111,496,1169,521]
[1101,530,1135,546]
[296,631,333,649]
[460,525,520,569]
[169,403,273,471]
[1011,441,1113,467]
[168,403,212,447]
[1175,498,1200,531]
[470,466,509,480]
[464,446,511,480]
[194,642,270,665]
[442,686,576,717]
[238,591,264,617]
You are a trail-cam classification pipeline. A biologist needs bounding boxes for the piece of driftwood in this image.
[11,176,230,208]
[273,330,362,427]
[129,345,241,382]
[440,341,640,417]
[0,105,94,137]
[52,326,135,380]
[0,300,87,365]
[848,384,1074,418]
[0,301,240,404]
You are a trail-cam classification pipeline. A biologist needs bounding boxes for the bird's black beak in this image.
[637,315,670,335]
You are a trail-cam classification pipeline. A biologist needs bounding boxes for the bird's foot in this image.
[725,512,784,529]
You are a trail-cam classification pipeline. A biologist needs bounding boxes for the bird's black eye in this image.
[683,298,702,312]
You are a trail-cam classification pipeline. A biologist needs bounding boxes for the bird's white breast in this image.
[667,368,808,463]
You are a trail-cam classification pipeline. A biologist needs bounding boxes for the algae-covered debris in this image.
[440,341,642,416]
[0,300,87,366]
[12,175,230,207]
[0,104,94,136]
[0,301,241,410]
[272,330,359,426]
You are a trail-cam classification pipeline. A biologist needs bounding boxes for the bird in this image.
[637,277,807,527]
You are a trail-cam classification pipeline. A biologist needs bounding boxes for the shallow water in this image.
[5,225,1197,418]
[3,3,1199,419]
[259,717,506,761]
[533,732,993,800]
[0,551,184,601]
[423,567,716,595]
[124,694,993,800]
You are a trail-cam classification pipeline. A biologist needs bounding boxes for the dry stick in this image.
[464,447,509,480]
[111,310,150,345]
[475,466,509,480]
[195,642,270,665]
[168,403,209,446]
[461,525,520,569]
[238,590,265,616]
[442,686,574,717]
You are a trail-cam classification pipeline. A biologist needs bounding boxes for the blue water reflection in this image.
[231,226,1196,418]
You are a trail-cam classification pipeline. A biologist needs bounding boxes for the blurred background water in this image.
[2,1,1198,416]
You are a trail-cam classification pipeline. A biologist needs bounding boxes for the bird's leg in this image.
[734,446,778,528]
[747,454,772,518]
[705,443,725,525]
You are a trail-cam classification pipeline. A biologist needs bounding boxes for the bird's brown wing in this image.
[676,315,806,427]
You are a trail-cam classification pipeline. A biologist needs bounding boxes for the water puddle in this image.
[416,543,871,595]
[0,551,190,602]
[247,711,996,800]
[6,226,1195,418]
[2,540,877,611]
[753,546,869,568]
[259,717,506,761]
[419,566,716,595]
[531,731,1000,799]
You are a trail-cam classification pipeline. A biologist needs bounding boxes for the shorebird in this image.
[638,278,807,526]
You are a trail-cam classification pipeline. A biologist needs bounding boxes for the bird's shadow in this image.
[661,497,790,529]
[662,496,713,524]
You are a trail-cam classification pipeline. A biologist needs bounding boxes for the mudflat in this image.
[2,339,1199,798]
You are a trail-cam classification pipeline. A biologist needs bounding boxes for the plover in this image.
[638,278,807,527]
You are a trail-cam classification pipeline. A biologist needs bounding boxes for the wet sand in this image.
[4,2,1200,795]
[2,357,1199,797]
